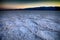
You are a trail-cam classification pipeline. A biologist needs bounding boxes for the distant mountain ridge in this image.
[0,7,60,11]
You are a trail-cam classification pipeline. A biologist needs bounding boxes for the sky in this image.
[1,0,60,3]
[0,0,60,9]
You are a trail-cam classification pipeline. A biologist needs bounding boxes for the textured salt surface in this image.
[0,11,60,40]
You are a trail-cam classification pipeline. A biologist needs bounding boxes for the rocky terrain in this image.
[0,11,60,40]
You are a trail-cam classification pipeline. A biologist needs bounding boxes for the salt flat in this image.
[0,11,60,40]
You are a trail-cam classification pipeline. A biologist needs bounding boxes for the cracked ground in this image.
[0,11,60,40]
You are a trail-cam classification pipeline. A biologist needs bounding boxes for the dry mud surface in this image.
[0,11,60,40]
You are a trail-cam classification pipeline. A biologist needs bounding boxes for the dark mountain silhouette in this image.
[0,7,60,11]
